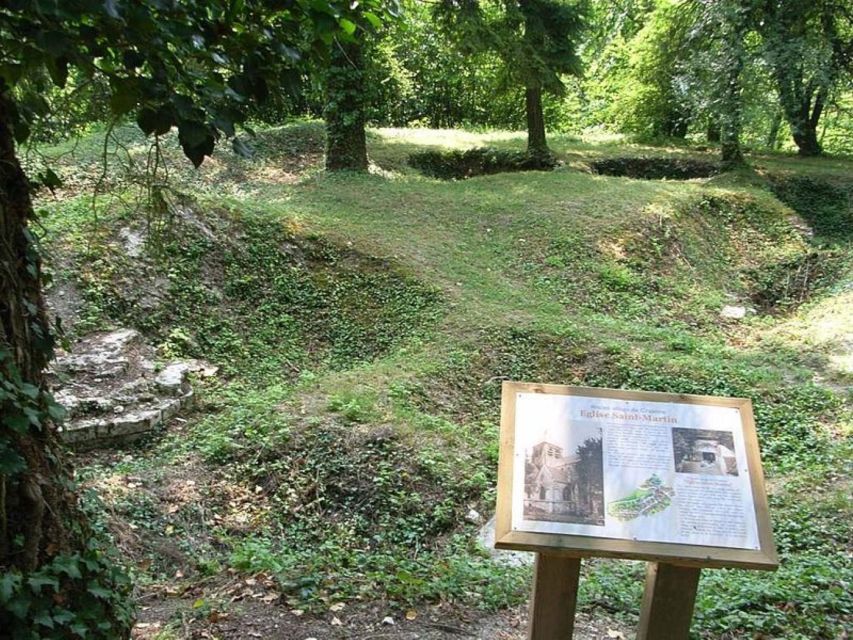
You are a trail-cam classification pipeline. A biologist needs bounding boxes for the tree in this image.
[0,1,374,635]
[604,0,696,139]
[760,0,853,156]
[437,0,587,160]
[682,0,756,167]
[575,436,603,514]
[325,39,370,171]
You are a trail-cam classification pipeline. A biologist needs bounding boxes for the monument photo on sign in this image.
[523,426,604,526]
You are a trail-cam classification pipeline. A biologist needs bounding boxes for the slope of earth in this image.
[33,123,851,640]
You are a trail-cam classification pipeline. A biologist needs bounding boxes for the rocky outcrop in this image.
[48,328,213,448]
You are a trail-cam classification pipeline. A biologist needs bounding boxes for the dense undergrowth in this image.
[38,123,852,639]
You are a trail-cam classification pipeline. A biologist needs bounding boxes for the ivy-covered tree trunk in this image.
[324,40,369,172]
[718,12,746,169]
[766,108,783,149]
[0,84,133,639]
[525,85,549,160]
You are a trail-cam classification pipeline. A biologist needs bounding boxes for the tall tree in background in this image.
[760,0,853,156]
[684,0,755,167]
[503,0,588,159]
[605,0,696,139]
[437,0,587,160]
[0,1,373,635]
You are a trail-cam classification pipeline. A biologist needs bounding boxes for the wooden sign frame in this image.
[495,381,778,570]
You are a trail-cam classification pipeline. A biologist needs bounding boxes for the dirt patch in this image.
[133,598,632,640]
[409,147,556,180]
[589,157,719,180]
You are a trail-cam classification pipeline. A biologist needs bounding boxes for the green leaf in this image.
[339,18,357,35]
[363,11,382,29]
[52,609,75,625]
[47,57,69,87]
[7,595,29,619]
[109,78,140,116]
[53,555,83,579]
[3,414,29,433]
[0,573,22,603]
[0,445,27,475]
[28,574,60,593]
[87,581,112,600]
[104,0,121,19]
[34,611,55,628]
[19,383,40,399]
[47,401,67,422]
[137,106,173,137]
[37,168,63,192]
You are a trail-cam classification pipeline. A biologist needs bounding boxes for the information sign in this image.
[495,382,778,571]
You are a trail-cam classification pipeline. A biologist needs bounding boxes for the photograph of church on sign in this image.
[523,433,605,526]
[672,428,739,476]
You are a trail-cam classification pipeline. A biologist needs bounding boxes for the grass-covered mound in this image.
[36,123,852,640]
[408,146,556,179]
[46,199,441,378]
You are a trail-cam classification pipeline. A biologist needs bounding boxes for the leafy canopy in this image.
[0,0,397,166]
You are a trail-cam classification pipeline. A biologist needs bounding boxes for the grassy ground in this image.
[34,123,851,639]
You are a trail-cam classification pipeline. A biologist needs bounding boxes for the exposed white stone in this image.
[119,227,146,258]
[477,515,534,567]
[720,305,747,319]
[50,327,206,449]
[465,508,482,525]
[155,363,191,394]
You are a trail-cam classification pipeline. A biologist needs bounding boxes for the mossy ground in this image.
[35,123,852,639]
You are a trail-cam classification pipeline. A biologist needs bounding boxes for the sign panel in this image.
[495,383,778,570]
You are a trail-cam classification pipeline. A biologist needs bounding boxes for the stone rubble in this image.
[48,328,214,448]
[477,515,534,568]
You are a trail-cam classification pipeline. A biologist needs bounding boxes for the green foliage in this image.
[760,0,852,156]
[1,0,394,163]
[601,0,694,138]
[0,488,135,640]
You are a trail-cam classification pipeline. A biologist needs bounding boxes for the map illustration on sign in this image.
[607,474,674,522]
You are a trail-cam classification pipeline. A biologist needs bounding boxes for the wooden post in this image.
[637,563,701,640]
[528,553,581,640]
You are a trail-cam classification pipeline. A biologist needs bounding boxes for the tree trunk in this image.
[791,121,821,156]
[324,40,369,172]
[0,84,132,638]
[766,109,782,149]
[706,120,720,143]
[719,52,745,168]
[525,86,549,160]
[790,88,824,157]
